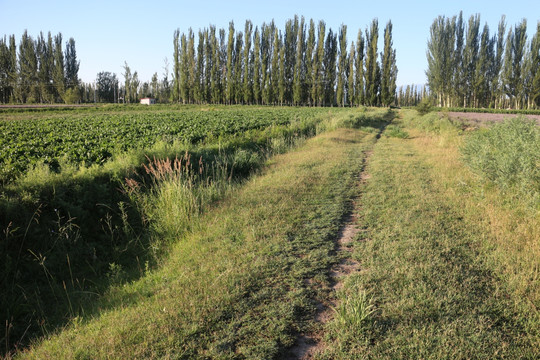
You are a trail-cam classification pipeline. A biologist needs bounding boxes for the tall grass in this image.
[125,153,234,258]
[461,117,539,208]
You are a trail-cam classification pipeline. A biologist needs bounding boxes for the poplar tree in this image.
[172,30,180,102]
[179,33,189,103]
[348,42,355,106]
[365,19,380,106]
[243,20,253,104]
[18,31,38,103]
[253,27,261,104]
[284,17,298,103]
[305,19,316,106]
[151,72,159,99]
[336,24,347,107]
[293,16,305,105]
[65,37,79,89]
[453,12,465,107]
[381,20,397,107]
[226,22,235,104]
[323,29,337,106]
[271,27,280,105]
[355,29,365,105]
[37,32,53,103]
[0,36,17,103]
[278,43,286,105]
[493,16,507,108]
[426,16,456,107]
[262,22,276,104]
[503,20,527,108]
[131,71,140,101]
[234,30,244,104]
[312,20,325,106]
[463,15,480,107]
[122,61,132,103]
[186,29,196,103]
[473,24,492,107]
[203,29,212,102]
[530,22,540,107]
[195,30,205,103]
[210,26,221,103]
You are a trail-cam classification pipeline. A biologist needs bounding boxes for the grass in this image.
[10,109,390,358]
[461,117,539,208]
[319,110,539,359]
[5,106,537,358]
[3,105,351,354]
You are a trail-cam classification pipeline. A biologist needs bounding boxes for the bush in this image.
[415,98,433,116]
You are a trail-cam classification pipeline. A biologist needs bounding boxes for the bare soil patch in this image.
[446,111,540,126]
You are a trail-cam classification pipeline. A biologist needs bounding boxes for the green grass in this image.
[320,110,539,359]
[461,117,540,208]
[14,124,381,358]
[3,108,391,358]
[1,105,337,354]
[5,106,537,358]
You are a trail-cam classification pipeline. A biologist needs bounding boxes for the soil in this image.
[446,111,540,126]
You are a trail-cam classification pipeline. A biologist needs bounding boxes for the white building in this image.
[140,98,156,105]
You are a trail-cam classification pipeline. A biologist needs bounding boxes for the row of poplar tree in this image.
[171,16,398,107]
[0,31,80,104]
[426,12,540,109]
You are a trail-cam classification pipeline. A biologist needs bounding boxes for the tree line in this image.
[171,16,397,107]
[426,12,540,109]
[0,31,80,104]
[396,84,428,107]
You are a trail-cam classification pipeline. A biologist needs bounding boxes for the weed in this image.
[383,124,409,138]
[331,289,376,334]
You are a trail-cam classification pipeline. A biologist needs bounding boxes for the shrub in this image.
[415,97,433,116]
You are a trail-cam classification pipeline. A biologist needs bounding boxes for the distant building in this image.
[140,98,156,105]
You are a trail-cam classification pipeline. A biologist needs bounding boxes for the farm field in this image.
[0,105,336,183]
[446,111,540,126]
[1,106,539,359]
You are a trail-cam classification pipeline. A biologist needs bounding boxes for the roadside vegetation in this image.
[3,105,539,359]
[319,110,538,359]
[1,105,393,357]
[6,107,392,358]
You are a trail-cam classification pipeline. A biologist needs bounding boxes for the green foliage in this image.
[331,285,376,336]
[0,105,358,354]
[62,87,80,104]
[383,124,409,138]
[0,106,329,184]
[461,117,540,206]
[404,110,461,135]
[322,124,538,358]
[415,97,433,115]
[16,117,382,359]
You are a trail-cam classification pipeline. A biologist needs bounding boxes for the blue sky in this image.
[1,0,539,87]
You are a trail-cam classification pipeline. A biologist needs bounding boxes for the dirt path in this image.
[287,149,375,359]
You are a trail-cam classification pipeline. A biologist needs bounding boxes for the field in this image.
[1,106,538,359]
[447,111,540,126]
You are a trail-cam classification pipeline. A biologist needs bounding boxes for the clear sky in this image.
[1,0,539,87]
